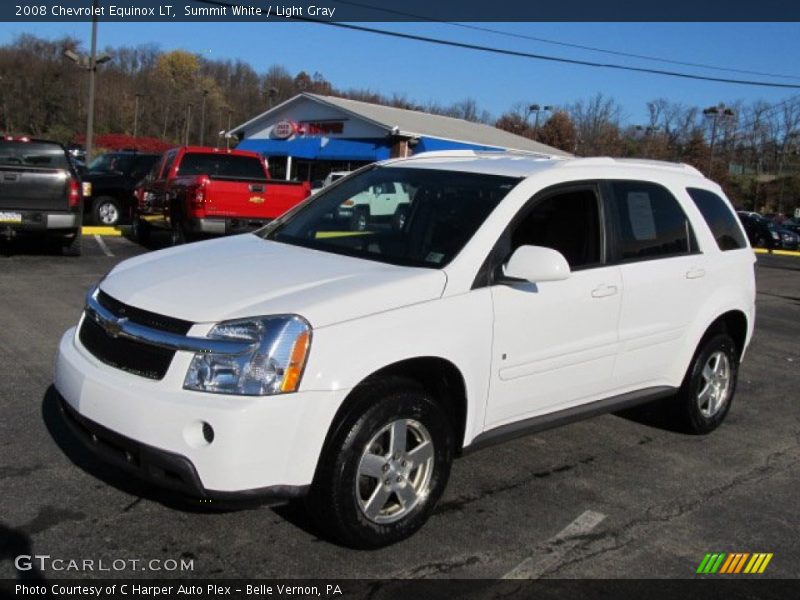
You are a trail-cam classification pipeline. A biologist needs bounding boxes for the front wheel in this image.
[306,378,454,548]
[673,332,739,434]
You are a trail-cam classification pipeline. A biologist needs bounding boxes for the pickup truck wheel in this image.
[132,217,150,245]
[673,332,738,434]
[392,206,409,231]
[350,207,369,232]
[60,230,82,257]
[93,196,121,226]
[307,378,454,548]
[171,220,191,246]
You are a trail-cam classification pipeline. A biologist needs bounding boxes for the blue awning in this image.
[236,137,391,161]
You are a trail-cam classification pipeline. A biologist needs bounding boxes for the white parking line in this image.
[94,234,114,257]
[502,510,606,579]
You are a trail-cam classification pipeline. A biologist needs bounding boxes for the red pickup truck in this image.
[132,146,310,244]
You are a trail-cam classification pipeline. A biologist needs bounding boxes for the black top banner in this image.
[2,0,800,22]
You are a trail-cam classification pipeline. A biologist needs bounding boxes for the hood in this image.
[101,234,447,328]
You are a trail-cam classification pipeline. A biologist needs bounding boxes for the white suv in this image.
[54,151,755,548]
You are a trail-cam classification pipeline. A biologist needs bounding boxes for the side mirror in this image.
[503,245,571,283]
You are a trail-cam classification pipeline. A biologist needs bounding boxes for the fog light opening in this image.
[202,422,214,444]
[183,420,214,448]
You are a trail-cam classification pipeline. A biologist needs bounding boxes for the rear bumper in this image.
[188,217,272,235]
[0,210,80,233]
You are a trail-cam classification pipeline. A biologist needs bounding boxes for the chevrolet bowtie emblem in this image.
[249,196,265,204]
[98,315,128,338]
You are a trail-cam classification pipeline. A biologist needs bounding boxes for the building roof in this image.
[230,93,572,158]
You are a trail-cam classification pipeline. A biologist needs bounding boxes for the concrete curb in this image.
[81,226,128,236]
[754,248,800,257]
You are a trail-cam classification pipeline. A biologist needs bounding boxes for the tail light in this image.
[67,177,81,208]
[189,177,210,212]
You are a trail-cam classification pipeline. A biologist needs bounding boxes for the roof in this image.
[230,93,572,158]
[382,150,708,180]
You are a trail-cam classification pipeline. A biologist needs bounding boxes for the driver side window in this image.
[508,187,603,270]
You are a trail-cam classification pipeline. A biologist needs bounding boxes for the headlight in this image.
[183,315,311,396]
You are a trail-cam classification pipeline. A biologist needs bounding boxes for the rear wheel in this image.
[350,206,369,232]
[306,377,454,548]
[60,230,82,257]
[131,216,150,245]
[673,332,738,434]
[92,196,121,226]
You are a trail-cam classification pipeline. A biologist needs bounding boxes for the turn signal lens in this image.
[281,330,311,393]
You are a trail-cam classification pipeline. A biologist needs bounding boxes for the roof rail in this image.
[403,149,566,161]
[559,157,705,177]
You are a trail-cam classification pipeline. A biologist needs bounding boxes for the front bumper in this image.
[54,326,346,495]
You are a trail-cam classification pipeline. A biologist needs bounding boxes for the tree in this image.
[537,111,576,153]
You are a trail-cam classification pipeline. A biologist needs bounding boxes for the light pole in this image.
[199,89,208,146]
[63,0,111,163]
[703,104,735,174]
[527,103,553,138]
[184,103,193,146]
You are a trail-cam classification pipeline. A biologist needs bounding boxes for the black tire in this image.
[61,230,82,257]
[392,205,409,232]
[350,206,369,232]
[170,218,194,246]
[92,196,121,226]
[306,377,454,548]
[673,332,738,434]
[132,216,151,245]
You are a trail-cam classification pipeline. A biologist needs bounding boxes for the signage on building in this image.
[298,121,345,135]
[272,120,296,139]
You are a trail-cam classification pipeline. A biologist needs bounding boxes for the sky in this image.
[0,21,798,126]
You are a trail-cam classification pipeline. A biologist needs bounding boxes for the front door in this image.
[486,184,622,428]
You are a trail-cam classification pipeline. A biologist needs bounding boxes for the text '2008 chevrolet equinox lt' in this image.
[54,151,755,548]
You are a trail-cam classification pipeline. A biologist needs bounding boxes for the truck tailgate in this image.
[204,177,308,219]
[0,167,70,212]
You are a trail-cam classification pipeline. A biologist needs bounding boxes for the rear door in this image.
[0,141,71,213]
[606,179,709,389]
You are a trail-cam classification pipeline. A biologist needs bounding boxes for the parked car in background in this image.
[56,153,755,548]
[737,211,780,249]
[80,151,161,226]
[133,146,310,245]
[779,217,800,236]
[0,136,83,255]
[338,180,411,231]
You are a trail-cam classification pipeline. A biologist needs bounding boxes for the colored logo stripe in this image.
[698,552,773,574]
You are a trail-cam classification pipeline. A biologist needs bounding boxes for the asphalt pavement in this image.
[0,234,798,580]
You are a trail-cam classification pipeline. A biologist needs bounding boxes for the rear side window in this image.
[609,181,696,261]
[687,188,747,251]
[0,142,68,169]
[178,153,266,179]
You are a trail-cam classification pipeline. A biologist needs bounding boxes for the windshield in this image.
[260,166,520,268]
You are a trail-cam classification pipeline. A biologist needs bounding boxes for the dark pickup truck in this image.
[0,137,83,255]
[81,151,161,226]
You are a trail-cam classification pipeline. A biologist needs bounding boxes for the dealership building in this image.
[228,93,570,182]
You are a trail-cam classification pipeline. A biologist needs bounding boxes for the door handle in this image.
[591,284,618,298]
[686,268,706,279]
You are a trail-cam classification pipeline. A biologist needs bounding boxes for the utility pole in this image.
[199,89,208,146]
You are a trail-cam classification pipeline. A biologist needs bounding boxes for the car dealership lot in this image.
[1,236,798,579]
